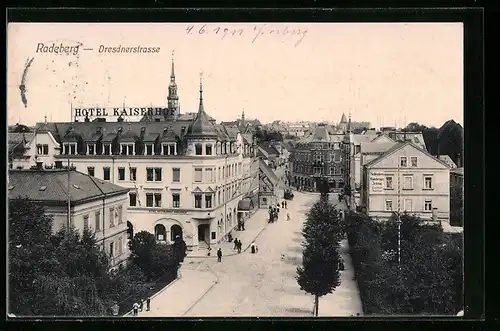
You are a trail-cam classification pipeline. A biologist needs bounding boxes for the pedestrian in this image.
[234,238,239,250]
[139,299,144,312]
[111,301,119,316]
[281,201,285,208]
[217,248,222,262]
[284,201,287,209]
[287,213,291,221]
[277,206,280,213]
[146,297,151,311]
[250,242,256,254]
[133,302,139,316]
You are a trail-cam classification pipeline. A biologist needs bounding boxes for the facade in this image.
[291,124,344,192]
[9,62,261,250]
[450,167,464,192]
[8,169,130,268]
[258,160,280,208]
[361,142,450,222]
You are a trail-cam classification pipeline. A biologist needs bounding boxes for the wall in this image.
[365,144,450,222]
[45,192,130,267]
[12,132,60,169]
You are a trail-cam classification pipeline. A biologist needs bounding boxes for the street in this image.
[136,191,361,317]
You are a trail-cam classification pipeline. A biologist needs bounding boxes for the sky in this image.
[7,23,463,128]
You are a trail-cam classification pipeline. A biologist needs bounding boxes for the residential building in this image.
[450,167,464,191]
[291,124,344,192]
[8,168,130,269]
[258,159,280,208]
[361,141,450,222]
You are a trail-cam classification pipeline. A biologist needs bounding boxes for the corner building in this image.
[14,61,258,250]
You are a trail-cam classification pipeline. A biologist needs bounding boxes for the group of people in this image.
[233,238,243,253]
[131,297,151,316]
[269,202,291,223]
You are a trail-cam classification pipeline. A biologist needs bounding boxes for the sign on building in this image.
[369,172,385,193]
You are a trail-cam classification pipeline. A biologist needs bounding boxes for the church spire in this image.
[170,50,176,83]
[167,50,179,118]
[348,111,352,133]
[198,72,204,113]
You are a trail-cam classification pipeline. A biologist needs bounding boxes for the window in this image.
[83,215,89,231]
[146,193,154,207]
[195,144,203,155]
[163,145,168,156]
[118,237,123,255]
[169,144,176,155]
[127,145,134,155]
[194,194,203,208]
[335,153,341,162]
[103,145,110,155]
[146,168,154,181]
[404,199,413,212]
[130,167,137,181]
[88,145,95,155]
[385,199,393,211]
[121,145,127,155]
[205,195,212,208]
[385,176,393,189]
[206,144,212,155]
[42,144,49,155]
[129,193,137,207]
[400,157,407,167]
[334,167,341,175]
[154,193,162,207]
[117,206,123,223]
[424,200,433,212]
[194,168,202,182]
[146,144,154,155]
[37,144,43,155]
[109,208,115,227]
[424,176,433,189]
[411,157,418,167]
[109,242,114,257]
[154,168,162,181]
[95,212,101,231]
[206,168,213,182]
[87,167,95,177]
[103,167,111,180]
[70,144,76,155]
[172,193,180,208]
[403,175,413,190]
[118,168,125,181]
[172,168,180,182]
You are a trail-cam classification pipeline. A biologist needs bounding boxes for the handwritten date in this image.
[186,24,308,47]
[186,25,243,39]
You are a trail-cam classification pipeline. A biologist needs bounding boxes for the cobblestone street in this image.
[134,191,362,317]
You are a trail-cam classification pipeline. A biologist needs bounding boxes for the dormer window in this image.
[195,143,203,155]
[206,144,212,156]
[103,144,111,155]
[121,144,135,155]
[181,127,186,135]
[145,144,154,156]
[162,143,177,156]
[88,144,95,155]
[63,143,77,155]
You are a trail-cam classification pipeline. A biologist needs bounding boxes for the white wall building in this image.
[8,168,130,269]
[362,142,450,222]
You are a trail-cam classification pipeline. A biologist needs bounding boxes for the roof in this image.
[360,141,398,154]
[258,143,280,156]
[340,113,347,123]
[259,159,279,186]
[186,90,218,138]
[8,169,129,204]
[438,155,457,168]
[8,132,35,154]
[364,141,450,169]
[450,167,464,176]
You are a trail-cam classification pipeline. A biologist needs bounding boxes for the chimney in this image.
[117,116,124,122]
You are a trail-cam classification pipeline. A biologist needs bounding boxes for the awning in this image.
[238,198,254,211]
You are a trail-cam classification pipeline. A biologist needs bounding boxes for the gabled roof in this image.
[360,141,398,154]
[259,159,279,186]
[8,169,129,204]
[438,155,457,168]
[364,141,450,168]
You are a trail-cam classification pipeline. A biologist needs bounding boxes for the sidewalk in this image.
[128,268,218,317]
[318,239,363,316]
[186,208,271,258]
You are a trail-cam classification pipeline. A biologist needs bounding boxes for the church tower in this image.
[167,50,180,119]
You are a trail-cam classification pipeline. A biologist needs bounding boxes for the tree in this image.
[317,178,330,198]
[450,185,464,226]
[296,198,343,316]
[405,122,428,132]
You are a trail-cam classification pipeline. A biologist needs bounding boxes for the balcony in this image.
[191,210,216,220]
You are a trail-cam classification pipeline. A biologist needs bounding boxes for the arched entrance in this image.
[170,224,183,242]
[154,224,166,242]
[126,221,134,239]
